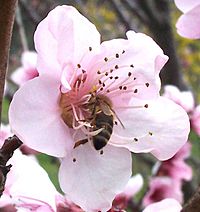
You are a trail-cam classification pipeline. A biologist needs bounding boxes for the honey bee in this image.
[74,94,123,150]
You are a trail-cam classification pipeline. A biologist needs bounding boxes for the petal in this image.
[119,174,143,199]
[8,151,57,211]
[143,198,182,212]
[9,75,73,157]
[176,5,200,39]
[163,85,194,112]
[59,143,132,212]
[174,0,200,12]
[21,51,37,70]
[111,97,190,160]
[34,5,100,77]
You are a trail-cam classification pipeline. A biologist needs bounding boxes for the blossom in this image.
[175,0,200,39]
[11,51,38,86]
[155,142,192,181]
[0,128,58,211]
[191,105,200,136]
[143,177,183,206]
[163,85,194,113]
[9,5,190,212]
[143,198,182,212]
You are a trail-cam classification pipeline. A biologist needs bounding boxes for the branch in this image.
[181,186,200,212]
[16,4,29,51]
[0,135,22,197]
[109,0,132,31]
[0,0,18,122]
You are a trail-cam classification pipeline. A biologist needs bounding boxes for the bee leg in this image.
[74,139,88,149]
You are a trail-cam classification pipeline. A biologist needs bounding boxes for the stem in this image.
[0,0,18,123]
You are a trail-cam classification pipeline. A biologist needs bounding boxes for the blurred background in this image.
[3,0,200,211]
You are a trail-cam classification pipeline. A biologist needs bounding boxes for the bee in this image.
[74,94,123,150]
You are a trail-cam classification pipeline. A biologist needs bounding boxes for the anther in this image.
[145,83,149,87]
[102,83,105,87]
[73,158,76,162]
[119,86,122,90]
[82,69,86,73]
[115,65,119,69]
[97,70,101,74]
[100,87,103,91]
[149,132,153,136]
[134,77,136,80]
[106,90,110,93]
[105,72,108,76]
[114,121,118,125]
[130,64,134,68]
[100,150,104,155]
[99,80,102,84]
[115,76,119,80]
[128,72,132,77]
[77,64,81,68]
[89,46,92,51]
[110,76,113,79]
[123,86,127,90]
[110,69,114,73]
[115,53,119,58]
[104,57,108,62]
[134,138,138,142]
[134,89,138,93]
[144,104,149,108]
[122,50,125,54]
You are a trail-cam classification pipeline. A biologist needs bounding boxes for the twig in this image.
[181,186,200,212]
[0,0,18,123]
[16,5,29,51]
[0,135,22,197]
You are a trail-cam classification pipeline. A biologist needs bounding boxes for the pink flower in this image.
[175,0,200,39]
[143,177,183,206]
[163,85,194,113]
[143,198,182,212]
[11,51,39,86]
[156,142,192,181]
[9,5,190,212]
[111,174,143,211]
[0,150,58,211]
[191,105,200,136]
[0,127,58,211]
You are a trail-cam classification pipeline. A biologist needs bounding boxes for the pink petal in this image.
[111,97,190,160]
[118,174,143,199]
[174,0,200,12]
[163,85,194,112]
[143,198,182,212]
[9,76,73,157]
[59,143,132,212]
[21,51,37,70]
[191,105,200,136]
[34,5,100,77]
[176,5,200,39]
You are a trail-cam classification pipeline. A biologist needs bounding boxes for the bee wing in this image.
[100,101,125,129]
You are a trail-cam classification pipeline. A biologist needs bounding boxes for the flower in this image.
[191,105,200,136]
[163,85,194,113]
[143,177,183,206]
[11,51,38,86]
[9,5,190,212]
[143,198,182,212]
[175,0,200,39]
[0,128,58,211]
[155,142,192,181]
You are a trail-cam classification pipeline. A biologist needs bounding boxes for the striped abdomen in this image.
[92,112,114,150]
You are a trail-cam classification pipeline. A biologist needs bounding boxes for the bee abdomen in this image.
[93,113,114,150]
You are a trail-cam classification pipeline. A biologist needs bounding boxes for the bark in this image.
[0,0,18,122]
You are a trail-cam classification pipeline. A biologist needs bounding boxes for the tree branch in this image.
[181,186,200,212]
[0,0,18,122]
[0,135,22,197]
